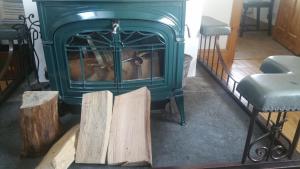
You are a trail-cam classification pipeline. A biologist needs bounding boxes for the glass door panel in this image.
[67,49,83,81]
[64,30,166,85]
[65,31,115,83]
[82,49,114,81]
[121,48,164,81]
[120,31,166,81]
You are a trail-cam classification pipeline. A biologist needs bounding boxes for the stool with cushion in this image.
[237,55,300,163]
[260,55,300,74]
[199,16,231,72]
[200,16,231,36]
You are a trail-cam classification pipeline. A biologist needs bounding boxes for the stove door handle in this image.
[112,22,120,34]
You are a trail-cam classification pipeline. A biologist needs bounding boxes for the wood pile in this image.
[35,87,152,169]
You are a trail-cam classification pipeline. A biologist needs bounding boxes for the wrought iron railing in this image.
[0,14,46,103]
[197,33,293,163]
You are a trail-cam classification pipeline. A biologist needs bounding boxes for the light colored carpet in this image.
[0,66,264,169]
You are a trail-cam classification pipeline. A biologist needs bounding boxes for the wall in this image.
[202,0,234,49]
[22,0,47,82]
[184,0,205,77]
[185,0,233,77]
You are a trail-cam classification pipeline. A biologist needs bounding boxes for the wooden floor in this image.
[231,59,262,81]
[230,31,300,152]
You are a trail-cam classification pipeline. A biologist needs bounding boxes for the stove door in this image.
[65,32,115,82]
[118,30,167,88]
[54,19,175,103]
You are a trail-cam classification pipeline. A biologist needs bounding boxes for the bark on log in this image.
[20,91,61,157]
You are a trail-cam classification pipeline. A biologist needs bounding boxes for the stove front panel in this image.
[36,0,186,104]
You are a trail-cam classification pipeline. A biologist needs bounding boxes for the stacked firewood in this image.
[20,88,152,169]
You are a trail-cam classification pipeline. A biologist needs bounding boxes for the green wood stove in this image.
[34,0,187,124]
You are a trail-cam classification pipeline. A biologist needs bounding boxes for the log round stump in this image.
[20,91,61,157]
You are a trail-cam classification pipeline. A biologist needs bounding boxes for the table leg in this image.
[256,7,261,31]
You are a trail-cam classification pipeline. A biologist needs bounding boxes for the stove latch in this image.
[112,21,120,34]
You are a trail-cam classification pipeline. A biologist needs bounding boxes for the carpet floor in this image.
[0,65,263,169]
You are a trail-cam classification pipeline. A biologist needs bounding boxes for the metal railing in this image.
[197,33,294,163]
[0,42,29,103]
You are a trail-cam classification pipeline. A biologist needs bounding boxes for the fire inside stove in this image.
[65,31,165,83]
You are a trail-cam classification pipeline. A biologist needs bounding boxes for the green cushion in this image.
[244,0,272,7]
[238,55,300,111]
[260,55,300,74]
[237,74,300,111]
[200,16,231,36]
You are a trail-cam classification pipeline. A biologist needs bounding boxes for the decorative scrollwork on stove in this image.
[121,31,165,48]
[67,31,165,48]
[67,31,113,47]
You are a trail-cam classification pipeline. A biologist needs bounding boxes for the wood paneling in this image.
[273,0,300,55]
[225,0,244,67]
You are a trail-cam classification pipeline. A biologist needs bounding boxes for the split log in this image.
[20,91,61,157]
[75,91,113,164]
[36,124,79,169]
[107,87,152,166]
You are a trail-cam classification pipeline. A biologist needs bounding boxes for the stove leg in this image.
[175,95,185,126]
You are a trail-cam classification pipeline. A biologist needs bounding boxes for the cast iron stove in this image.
[34,0,187,124]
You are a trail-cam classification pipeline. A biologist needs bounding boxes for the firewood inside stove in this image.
[67,49,163,81]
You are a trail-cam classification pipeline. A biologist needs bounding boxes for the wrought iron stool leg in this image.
[266,111,282,161]
[243,110,291,163]
[242,109,259,163]
[289,120,300,159]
